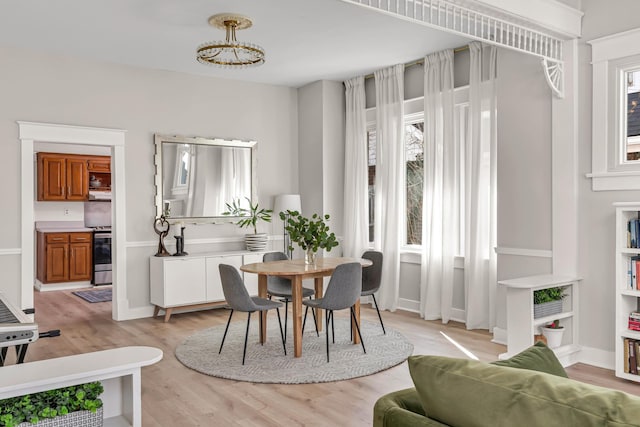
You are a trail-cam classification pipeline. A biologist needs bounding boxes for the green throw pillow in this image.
[408,355,640,427]
[491,341,568,378]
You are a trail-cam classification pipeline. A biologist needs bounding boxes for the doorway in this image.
[18,122,128,320]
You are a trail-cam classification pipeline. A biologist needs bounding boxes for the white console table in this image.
[150,250,267,322]
[498,274,581,366]
[0,346,162,427]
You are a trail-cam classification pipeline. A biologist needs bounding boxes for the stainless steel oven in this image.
[92,229,112,285]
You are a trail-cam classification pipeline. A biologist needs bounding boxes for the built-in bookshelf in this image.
[615,202,640,382]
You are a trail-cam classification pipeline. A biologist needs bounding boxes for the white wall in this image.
[577,0,640,355]
[0,45,298,312]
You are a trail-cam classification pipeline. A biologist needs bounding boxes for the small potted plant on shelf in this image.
[0,381,103,427]
[223,197,272,251]
[279,210,339,264]
[540,319,564,349]
[533,287,566,319]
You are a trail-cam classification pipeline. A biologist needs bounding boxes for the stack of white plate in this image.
[245,233,268,251]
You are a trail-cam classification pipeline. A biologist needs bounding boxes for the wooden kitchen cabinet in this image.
[37,231,92,284]
[37,153,89,201]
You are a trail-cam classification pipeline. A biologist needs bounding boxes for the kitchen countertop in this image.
[35,221,92,233]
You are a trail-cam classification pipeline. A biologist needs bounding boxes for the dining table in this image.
[240,256,372,358]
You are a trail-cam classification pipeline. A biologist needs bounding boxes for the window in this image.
[366,95,468,253]
[171,144,191,195]
[626,69,640,162]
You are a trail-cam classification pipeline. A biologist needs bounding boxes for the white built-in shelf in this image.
[0,346,162,427]
[498,274,581,367]
[614,202,640,382]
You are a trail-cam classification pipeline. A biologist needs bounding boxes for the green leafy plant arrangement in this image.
[0,381,103,427]
[222,197,272,234]
[279,210,339,253]
[533,287,567,305]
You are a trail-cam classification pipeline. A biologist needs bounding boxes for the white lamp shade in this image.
[273,194,301,214]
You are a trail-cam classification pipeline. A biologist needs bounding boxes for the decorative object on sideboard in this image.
[0,381,103,427]
[280,211,339,265]
[153,216,171,257]
[173,222,188,256]
[273,194,301,258]
[223,198,272,251]
[89,175,102,188]
[541,319,564,349]
[533,286,566,319]
[196,13,265,68]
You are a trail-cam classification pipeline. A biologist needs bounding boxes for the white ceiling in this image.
[0,0,470,87]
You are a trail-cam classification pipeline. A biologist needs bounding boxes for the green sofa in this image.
[374,343,640,427]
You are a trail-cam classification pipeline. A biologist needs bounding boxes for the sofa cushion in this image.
[491,341,568,378]
[408,355,640,427]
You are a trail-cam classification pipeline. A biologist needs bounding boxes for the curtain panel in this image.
[419,49,457,322]
[374,64,404,311]
[343,76,369,259]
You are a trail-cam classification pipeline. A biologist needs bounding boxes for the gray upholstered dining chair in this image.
[263,252,318,341]
[218,264,286,365]
[361,250,385,334]
[302,262,366,362]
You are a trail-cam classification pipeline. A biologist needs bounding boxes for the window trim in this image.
[588,28,640,191]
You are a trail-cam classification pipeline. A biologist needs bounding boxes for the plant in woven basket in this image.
[533,287,566,304]
[0,382,103,427]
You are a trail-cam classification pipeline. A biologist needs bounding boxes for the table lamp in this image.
[273,194,301,258]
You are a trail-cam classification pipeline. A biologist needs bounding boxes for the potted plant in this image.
[0,381,103,427]
[279,210,339,264]
[223,197,272,251]
[540,319,564,349]
[533,286,566,319]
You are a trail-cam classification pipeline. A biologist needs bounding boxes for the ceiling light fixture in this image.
[196,13,265,68]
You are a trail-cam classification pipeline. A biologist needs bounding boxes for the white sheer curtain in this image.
[343,76,369,258]
[420,50,457,322]
[374,64,404,311]
[465,41,497,330]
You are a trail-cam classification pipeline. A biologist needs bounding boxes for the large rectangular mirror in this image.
[154,134,257,222]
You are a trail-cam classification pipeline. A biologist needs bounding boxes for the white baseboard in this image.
[449,308,465,323]
[115,305,156,321]
[577,346,615,370]
[35,280,92,292]
[398,298,420,313]
[492,327,507,345]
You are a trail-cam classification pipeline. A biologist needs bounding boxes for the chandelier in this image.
[196,14,265,68]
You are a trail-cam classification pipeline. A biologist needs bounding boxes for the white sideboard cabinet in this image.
[150,251,266,322]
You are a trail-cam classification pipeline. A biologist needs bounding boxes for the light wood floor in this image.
[8,290,639,426]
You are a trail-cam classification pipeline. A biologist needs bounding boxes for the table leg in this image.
[258,274,268,344]
[352,299,361,344]
[314,277,324,332]
[292,276,303,357]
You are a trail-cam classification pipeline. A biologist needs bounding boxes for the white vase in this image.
[541,327,564,349]
[245,233,268,251]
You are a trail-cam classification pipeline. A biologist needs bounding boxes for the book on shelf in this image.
[624,338,640,374]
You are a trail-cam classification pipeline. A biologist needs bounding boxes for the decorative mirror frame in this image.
[154,134,257,223]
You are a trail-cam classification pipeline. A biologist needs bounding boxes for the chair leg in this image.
[275,308,286,355]
[325,310,331,362]
[259,309,263,345]
[283,299,289,345]
[310,301,319,337]
[350,307,366,355]
[242,312,252,365]
[302,305,309,334]
[371,294,386,334]
[331,310,335,344]
[219,309,234,354]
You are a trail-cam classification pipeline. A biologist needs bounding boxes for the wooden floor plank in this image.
[11,289,636,426]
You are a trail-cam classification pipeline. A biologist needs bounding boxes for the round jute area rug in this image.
[175,315,413,384]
